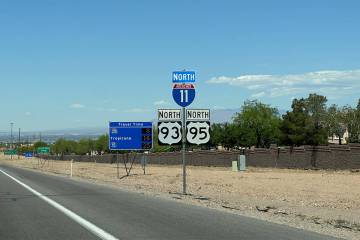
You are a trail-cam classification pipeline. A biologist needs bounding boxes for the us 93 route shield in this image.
[157,121,182,145]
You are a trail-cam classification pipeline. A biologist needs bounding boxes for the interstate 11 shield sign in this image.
[172,83,196,107]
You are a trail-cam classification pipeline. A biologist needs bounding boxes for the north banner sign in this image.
[186,109,210,121]
[109,122,153,150]
[172,71,196,83]
[158,109,181,121]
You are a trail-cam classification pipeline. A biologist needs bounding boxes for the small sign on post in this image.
[109,121,153,178]
[37,147,50,154]
[4,149,17,155]
[24,152,33,158]
[172,71,196,83]
[36,147,49,168]
[172,84,196,108]
[186,109,210,121]
[158,109,181,121]
[109,122,153,151]
[186,122,210,145]
[186,109,211,145]
[141,154,147,175]
[157,109,182,145]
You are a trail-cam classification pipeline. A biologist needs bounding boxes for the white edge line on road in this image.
[0,168,119,240]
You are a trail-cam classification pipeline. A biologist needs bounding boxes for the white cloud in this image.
[70,103,85,109]
[25,112,31,116]
[153,100,170,106]
[124,108,151,113]
[207,69,360,98]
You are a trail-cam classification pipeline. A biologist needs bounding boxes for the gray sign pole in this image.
[182,106,187,195]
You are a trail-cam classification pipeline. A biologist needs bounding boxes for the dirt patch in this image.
[1,155,359,239]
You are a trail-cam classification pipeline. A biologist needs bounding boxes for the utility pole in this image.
[10,122,14,159]
[18,128,21,159]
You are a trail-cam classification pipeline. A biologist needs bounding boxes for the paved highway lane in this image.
[0,164,341,240]
[0,167,98,240]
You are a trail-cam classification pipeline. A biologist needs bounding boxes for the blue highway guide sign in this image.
[172,83,196,107]
[172,71,196,83]
[109,122,153,150]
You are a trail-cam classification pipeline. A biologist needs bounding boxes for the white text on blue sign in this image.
[172,71,196,83]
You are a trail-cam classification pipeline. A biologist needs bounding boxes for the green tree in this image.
[76,138,95,155]
[52,138,66,154]
[95,134,109,154]
[209,123,239,149]
[280,98,309,146]
[280,94,328,146]
[17,145,34,154]
[326,104,347,144]
[344,99,360,143]
[33,141,48,150]
[52,139,77,155]
[210,123,224,147]
[222,123,238,149]
[233,100,281,148]
[304,93,328,145]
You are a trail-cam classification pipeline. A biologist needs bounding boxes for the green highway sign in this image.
[4,149,17,155]
[37,147,50,154]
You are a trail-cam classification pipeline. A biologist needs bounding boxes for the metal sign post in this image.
[182,107,186,194]
[157,108,186,193]
[36,147,50,168]
[141,153,147,175]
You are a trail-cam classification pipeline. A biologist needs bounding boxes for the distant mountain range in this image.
[0,108,287,142]
[211,108,239,123]
[37,127,107,136]
[0,127,107,143]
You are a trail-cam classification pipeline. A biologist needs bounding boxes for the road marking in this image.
[0,168,119,240]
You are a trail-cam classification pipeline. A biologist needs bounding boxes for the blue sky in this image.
[1,0,360,131]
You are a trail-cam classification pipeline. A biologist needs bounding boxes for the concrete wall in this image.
[40,144,360,170]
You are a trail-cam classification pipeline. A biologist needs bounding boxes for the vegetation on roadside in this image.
[211,93,360,148]
[51,135,108,155]
[8,93,360,155]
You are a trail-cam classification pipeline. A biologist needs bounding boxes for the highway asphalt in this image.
[0,164,341,240]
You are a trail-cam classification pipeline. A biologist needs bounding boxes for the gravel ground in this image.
[1,155,359,240]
